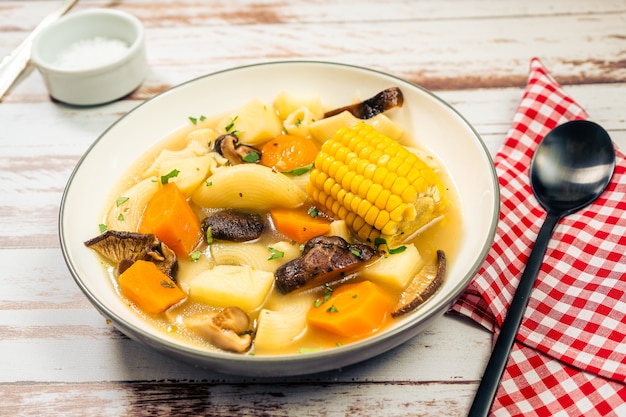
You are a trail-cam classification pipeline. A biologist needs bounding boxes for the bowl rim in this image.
[59,60,500,376]
[31,8,145,76]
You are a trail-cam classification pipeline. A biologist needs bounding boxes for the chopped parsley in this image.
[326,305,339,313]
[224,116,238,132]
[267,247,284,260]
[243,152,260,163]
[115,196,129,207]
[314,285,333,307]
[98,224,107,233]
[285,162,314,176]
[307,206,319,218]
[190,251,203,261]
[374,237,407,254]
[117,213,124,221]
[160,169,180,184]
[205,226,214,245]
[188,115,206,125]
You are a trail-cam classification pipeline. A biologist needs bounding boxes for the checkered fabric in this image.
[450,58,626,416]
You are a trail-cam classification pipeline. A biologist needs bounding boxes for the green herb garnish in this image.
[205,226,213,245]
[285,162,314,176]
[243,152,260,163]
[160,169,180,184]
[225,116,238,132]
[267,247,285,260]
[374,237,407,254]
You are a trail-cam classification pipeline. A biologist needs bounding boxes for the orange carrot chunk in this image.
[118,260,186,315]
[307,280,393,337]
[270,207,331,243]
[260,134,319,173]
[138,182,202,256]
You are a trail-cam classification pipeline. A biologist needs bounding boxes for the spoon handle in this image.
[468,211,562,417]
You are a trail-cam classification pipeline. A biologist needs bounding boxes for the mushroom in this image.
[275,235,380,294]
[84,230,178,280]
[184,306,253,353]
[391,250,446,318]
[213,133,262,165]
[324,87,404,119]
[201,209,265,242]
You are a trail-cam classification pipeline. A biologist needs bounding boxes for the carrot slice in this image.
[260,134,319,172]
[307,280,393,337]
[138,182,202,256]
[270,207,331,243]
[118,260,185,315]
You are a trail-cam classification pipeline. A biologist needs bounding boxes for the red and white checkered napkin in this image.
[451,58,626,416]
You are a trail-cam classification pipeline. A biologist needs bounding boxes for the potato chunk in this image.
[188,265,274,312]
[360,244,424,290]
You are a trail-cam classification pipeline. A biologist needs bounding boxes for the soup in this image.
[85,88,461,356]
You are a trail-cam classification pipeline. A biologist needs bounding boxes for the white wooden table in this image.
[1,1,624,415]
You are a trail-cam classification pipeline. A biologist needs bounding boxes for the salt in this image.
[54,36,130,70]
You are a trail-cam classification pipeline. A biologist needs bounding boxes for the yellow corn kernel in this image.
[307,123,446,244]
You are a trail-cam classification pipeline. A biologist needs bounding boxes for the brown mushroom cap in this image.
[213,133,262,165]
[184,306,253,353]
[84,230,178,280]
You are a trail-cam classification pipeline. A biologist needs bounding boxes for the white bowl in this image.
[59,62,499,376]
[31,9,147,106]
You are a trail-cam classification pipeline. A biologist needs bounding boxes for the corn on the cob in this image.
[306,123,446,245]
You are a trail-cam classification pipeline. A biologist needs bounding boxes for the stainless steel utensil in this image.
[0,0,79,101]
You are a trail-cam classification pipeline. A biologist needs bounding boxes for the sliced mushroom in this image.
[213,133,262,165]
[324,87,404,119]
[275,235,380,294]
[201,209,265,242]
[391,250,446,318]
[84,230,178,280]
[184,306,252,353]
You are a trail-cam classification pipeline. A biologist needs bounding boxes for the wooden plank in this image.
[1,1,624,103]
[3,379,478,417]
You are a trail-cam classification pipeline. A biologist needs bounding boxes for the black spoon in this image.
[468,120,616,416]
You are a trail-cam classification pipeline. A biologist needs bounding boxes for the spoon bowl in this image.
[531,120,616,214]
[469,119,616,416]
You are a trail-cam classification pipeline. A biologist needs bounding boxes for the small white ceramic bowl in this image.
[31,8,147,106]
[60,62,500,376]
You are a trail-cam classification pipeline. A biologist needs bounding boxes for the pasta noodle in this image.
[282,106,318,138]
[157,154,214,196]
[191,164,307,210]
[106,176,159,231]
[210,240,300,272]
[143,140,208,178]
[254,291,316,352]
